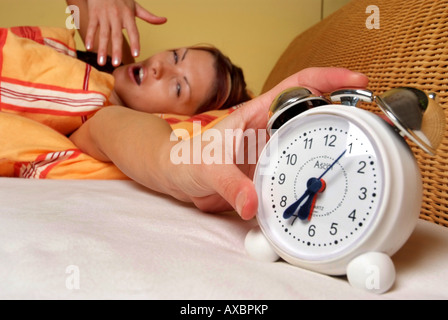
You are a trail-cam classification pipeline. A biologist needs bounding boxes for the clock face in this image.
[255,113,385,261]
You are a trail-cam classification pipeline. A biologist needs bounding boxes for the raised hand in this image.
[84,0,167,66]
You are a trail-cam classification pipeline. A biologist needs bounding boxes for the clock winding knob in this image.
[330,88,374,107]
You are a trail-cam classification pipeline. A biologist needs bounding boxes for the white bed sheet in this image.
[0,178,447,300]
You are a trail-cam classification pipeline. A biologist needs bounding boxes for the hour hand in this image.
[283,178,325,220]
[283,189,311,219]
[297,191,320,221]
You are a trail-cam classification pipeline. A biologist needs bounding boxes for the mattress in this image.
[1,178,447,300]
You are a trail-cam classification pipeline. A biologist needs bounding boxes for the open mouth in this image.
[131,66,144,85]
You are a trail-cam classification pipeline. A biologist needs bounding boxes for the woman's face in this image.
[112,48,217,115]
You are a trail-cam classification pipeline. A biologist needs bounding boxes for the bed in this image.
[1,0,448,300]
[1,178,447,300]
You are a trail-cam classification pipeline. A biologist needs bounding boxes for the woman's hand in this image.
[168,67,369,220]
[84,0,166,66]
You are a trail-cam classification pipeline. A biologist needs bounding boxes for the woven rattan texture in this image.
[263,0,448,227]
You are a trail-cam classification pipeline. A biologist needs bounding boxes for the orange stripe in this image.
[10,26,44,44]
[0,29,6,77]
[186,114,218,123]
[0,103,99,117]
[83,64,91,91]
[38,149,80,179]
[164,118,182,125]
[15,149,81,179]
[1,76,108,98]
[0,29,7,111]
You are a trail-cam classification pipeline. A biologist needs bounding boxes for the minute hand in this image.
[283,149,347,220]
[317,149,347,180]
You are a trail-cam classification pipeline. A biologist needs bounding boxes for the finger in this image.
[97,19,111,66]
[135,3,167,25]
[124,18,140,58]
[85,17,99,51]
[110,19,124,66]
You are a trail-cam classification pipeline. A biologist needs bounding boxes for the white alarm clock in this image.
[245,87,445,294]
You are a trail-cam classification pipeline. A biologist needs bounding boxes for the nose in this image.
[152,60,174,80]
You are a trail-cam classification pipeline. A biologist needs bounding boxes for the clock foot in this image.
[346,252,396,294]
[245,227,279,262]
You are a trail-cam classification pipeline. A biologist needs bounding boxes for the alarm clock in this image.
[245,87,445,294]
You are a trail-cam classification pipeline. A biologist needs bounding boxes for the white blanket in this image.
[1,178,447,300]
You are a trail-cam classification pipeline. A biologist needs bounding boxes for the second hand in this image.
[318,149,347,180]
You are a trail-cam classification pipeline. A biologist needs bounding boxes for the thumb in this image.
[135,3,167,25]
[210,164,258,220]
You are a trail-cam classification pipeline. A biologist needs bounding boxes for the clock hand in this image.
[283,149,347,221]
[317,149,347,180]
[298,179,326,221]
[283,178,323,219]
[283,190,309,219]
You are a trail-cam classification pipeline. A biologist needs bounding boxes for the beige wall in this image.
[0,0,350,94]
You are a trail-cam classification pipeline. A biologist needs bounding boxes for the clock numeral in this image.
[348,142,353,153]
[330,223,338,236]
[286,154,297,165]
[278,173,286,185]
[359,187,368,200]
[308,224,316,237]
[303,138,313,149]
[324,134,337,147]
[280,196,287,207]
[348,209,357,222]
[357,161,367,174]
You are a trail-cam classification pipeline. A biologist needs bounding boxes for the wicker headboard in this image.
[262,0,448,227]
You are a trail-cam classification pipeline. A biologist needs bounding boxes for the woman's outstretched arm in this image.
[70,68,369,219]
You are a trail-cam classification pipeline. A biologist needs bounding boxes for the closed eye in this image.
[172,50,183,98]
[176,83,181,97]
[172,50,179,64]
